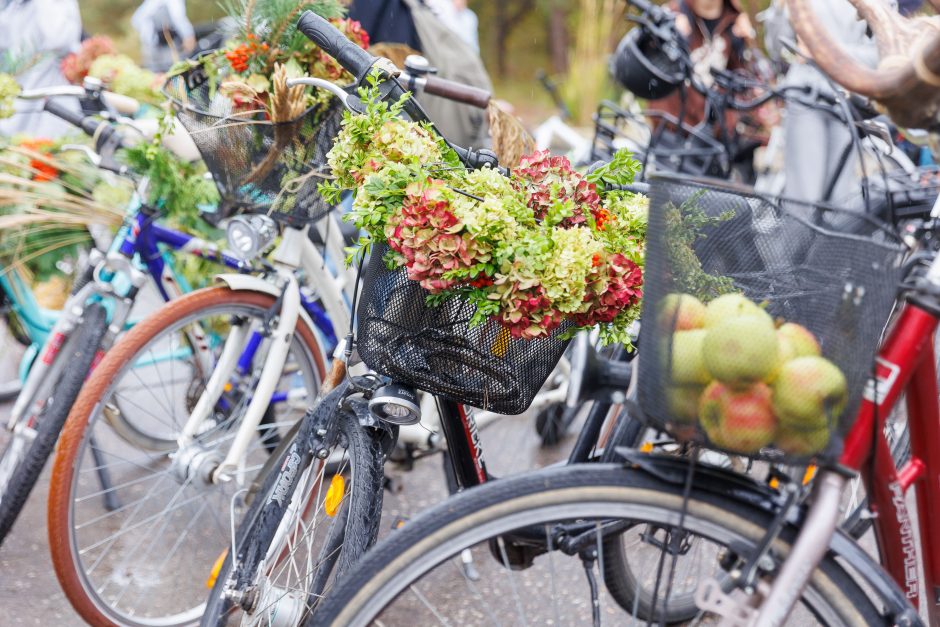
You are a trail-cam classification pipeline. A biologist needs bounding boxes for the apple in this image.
[777,323,821,358]
[670,330,710,385]
[773,356,848,431]
[765,324,821,383]
[698,381,777,454]
[666,384,705,423]
[658,293,707,331]
[703,315,779,387]
[775,425,830,457]
[703,293,770,328]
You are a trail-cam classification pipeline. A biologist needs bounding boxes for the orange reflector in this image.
[223,382,232,392]
[802,465,818,485]
[769,477,779,490]
[206,549,228,588]
[639,441,653,453]
[325,474,345,517]
[491,327,511,358]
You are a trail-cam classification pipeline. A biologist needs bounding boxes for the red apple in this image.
[699,381,777,454]
[703,315,779,387]
[772,356,848,432]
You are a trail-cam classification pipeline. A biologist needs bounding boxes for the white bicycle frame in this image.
[176,214,354,482]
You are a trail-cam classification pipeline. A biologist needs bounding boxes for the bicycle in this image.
[0,79,347,554]
[313,167,923,626]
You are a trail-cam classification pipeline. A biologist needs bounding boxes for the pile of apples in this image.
[659,292,848,457]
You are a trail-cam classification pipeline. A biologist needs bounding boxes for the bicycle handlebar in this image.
[408,74,491,109]
[297,11,376,82]
[295,11,504,174]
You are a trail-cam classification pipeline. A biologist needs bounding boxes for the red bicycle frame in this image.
[840,299,940,623]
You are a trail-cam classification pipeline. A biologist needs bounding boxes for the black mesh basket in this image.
[356,244,571,415]
[638,174,906,463]
[163,64,344,226]
[591,101,729,178]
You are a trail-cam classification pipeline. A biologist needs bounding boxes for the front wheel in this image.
[201,383,390,626]
[314,464,881,626]
[0,302,108,546]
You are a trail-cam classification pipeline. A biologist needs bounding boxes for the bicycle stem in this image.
[754,470,846,625]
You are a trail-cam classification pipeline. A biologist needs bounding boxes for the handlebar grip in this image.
[43,99,87,130]
[296,11,376,80]
[422,76,490,109]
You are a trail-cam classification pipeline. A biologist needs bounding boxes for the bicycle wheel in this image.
[314,464,881,626]
[48,287,328,627]
[0,303,107,545]
[201,382,390,626]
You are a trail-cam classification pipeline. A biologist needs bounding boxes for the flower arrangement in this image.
[322,83,648,345]
[0,73,20,119]
[172,0,367,122]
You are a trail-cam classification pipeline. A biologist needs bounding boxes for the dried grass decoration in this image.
[244,63,309,184]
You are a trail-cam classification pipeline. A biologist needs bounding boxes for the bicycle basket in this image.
[163,64,344,226]
[637,175,905,463]
[591,101,729,178]
[356,244,571,415]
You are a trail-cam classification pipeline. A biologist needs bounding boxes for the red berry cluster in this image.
[225,33,269,74]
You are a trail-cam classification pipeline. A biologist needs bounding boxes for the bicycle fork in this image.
[176,272,301,484]
[696,470,847,626]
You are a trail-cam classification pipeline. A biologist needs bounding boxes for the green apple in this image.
[703,293,770,328]
[670,330,710,385]
[698,381,777,454]
[775,425,831,457]
[772,356,848,431]
[666,384,705,423]
[777,323,821,358]
[703,315,779,387]
[658,293,707,331]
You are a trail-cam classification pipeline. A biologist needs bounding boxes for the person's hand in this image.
[732,13,756,41]
[675,12,692,37]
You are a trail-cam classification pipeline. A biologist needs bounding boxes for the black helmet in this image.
[610,27,685,100]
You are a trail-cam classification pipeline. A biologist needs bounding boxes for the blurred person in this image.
[780,0,895,203]
[347,0,492,148]
[0,0,82,138]
[131,0,196,71]
[649,0,755,129]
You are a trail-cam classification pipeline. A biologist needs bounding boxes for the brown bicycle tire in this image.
[47,286,328,626]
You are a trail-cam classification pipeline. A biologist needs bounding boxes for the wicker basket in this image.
[637,174,905,463]
[356,244,571,415]
[163,63,343,226]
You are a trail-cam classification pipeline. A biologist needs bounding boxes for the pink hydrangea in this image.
[515,150,602,228]
[573,254,643,327]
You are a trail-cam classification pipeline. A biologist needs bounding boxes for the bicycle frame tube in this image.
[435,398,488,488]
[838,301,940,622]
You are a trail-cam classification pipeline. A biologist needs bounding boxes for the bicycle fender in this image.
[212,274,319,342]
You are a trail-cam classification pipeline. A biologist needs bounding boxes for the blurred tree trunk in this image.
[564,0,619,125]
[494,0,536,78]
[547,3,569,74]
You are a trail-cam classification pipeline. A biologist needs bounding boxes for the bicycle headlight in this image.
[369,383,421,426]
[226,215,277,261]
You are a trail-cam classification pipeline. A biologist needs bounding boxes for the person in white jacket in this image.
[0,0,82,139]
[131,0,196,71]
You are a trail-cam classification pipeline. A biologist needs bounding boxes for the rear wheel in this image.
[313,464,881,627]
[48,287,327,627]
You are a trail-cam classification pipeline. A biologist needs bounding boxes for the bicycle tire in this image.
[314,464,882,627]
[201,383,389,626]
[47,287,328,627]
[0,303,107,546]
